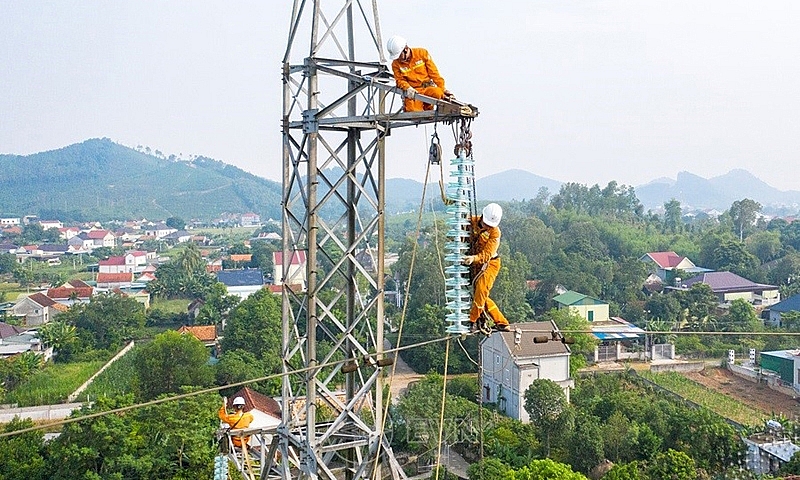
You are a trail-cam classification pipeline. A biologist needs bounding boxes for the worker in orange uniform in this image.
[463,203,510,333]
[387,35,453,112]
[219,396,254,449]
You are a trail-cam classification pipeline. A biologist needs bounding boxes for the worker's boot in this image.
[492,323,511,332]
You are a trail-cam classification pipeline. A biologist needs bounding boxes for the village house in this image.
[178,325,220,357]
[86,229,116,248]
[768,294,800,327]
[96,272,134,290]
[143,223,176,239]
[0,323,52,361]
[67,233,96,252]
[0,218,21,227]
[553,290,647,362]
[9,293,68,326]
[240,212,261,227]
[481,321,574,422]
[272,251,307,288]
[675,271,780,308]
[38,220,64,230]
[217,269,266,299]
[58,227,81,240]
[47,281,94,307]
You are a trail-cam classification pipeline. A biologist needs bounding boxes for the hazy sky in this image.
[3,1,800,191]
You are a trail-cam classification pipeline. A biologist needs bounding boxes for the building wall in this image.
[567,303,609,322]
[481,334,572,423]
[761,353,794,384]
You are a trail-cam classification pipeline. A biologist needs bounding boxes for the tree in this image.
[133,330,214,400]
[511,459,588,480]
[195,282,240,326]
[646,449,697,480]
[604,462,644,480]
[215,348,279,396]
[220,289,282,361]
[567,413,605,474]
[725,298,759,332]
[729,198,762,241]
[165,216,185,230]
[663,199,682,233]
[467,458,511,480]
[60,293,145,351]
[523,379,573,456]
[0,252,17,275]
[745,230,783,263]
[543,308,597,375]
[0,417,46,479]
[37,320,77,362]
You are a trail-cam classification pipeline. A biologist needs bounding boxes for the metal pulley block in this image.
[429,132,442,165]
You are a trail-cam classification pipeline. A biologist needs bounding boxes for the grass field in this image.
[3,360,106,407]
[150,297,191,314]
[639,371,767,426]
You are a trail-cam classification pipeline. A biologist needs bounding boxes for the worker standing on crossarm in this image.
[387,35,453,112]
[463,203,510,333]
[219,396,254,448]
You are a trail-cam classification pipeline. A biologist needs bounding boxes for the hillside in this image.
[0,138,282,221]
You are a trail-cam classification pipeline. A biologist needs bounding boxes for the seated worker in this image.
[387,35,453,112]
[219,396,254,449]
[463,203,510,333]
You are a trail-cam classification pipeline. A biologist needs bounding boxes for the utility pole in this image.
[269,2,476,479]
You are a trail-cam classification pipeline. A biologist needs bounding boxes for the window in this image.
[588,310,594,322]
[484,385,491,401]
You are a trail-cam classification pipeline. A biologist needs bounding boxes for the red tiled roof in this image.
[177,325,217,342]
[273,251,307,265]
[99,256,126,266]
[229,254,252,262]
[26,292,58,307]
[97,272,134,283]
[47,287,93,299]
[229,386,281,418]
[67,279,91,288]
[127,250,147,257]
[87,230,112,239]
[645,251,684,268]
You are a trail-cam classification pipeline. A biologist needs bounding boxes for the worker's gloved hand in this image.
[443,89,453,99]
[462,255,476,265]
[405,87,417,99]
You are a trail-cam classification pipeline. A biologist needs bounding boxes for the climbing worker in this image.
[463,203,510,333]
[387,35,453,112]
[219,396,254,449]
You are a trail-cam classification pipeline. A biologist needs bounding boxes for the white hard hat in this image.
[232,396,246,406]
[387,35,407,59]
[482,203,503,227]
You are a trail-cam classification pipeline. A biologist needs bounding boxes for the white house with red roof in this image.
[124,250,152,273]
[639,251,711,282]
[99,256,127,273]
[272,251,307,288]
[86,229,116,247]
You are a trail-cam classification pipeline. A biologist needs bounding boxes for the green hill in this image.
[0,138,282,221]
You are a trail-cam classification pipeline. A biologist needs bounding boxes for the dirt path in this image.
[683,367,800,418]
[385,340,423,401]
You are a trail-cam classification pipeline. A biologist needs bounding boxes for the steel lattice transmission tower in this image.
[271,1,475,478]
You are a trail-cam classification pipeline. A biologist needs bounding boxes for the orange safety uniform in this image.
[468,216,509,327]
[391,47,446,112]
[219,405,254,448]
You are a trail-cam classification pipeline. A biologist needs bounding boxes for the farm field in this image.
[683,367,800,420]
[3,360,105,407]
[79,347,138,401]
[640,370,766,426]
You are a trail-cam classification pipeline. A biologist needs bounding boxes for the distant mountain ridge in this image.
[2,139,798,220]
[635,169,800,212]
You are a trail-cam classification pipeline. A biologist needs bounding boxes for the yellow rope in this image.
[434,338,451,480]
[370,134,435,479]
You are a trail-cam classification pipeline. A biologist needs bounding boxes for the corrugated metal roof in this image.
[496,321,570,359]
[552,291,606,306]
